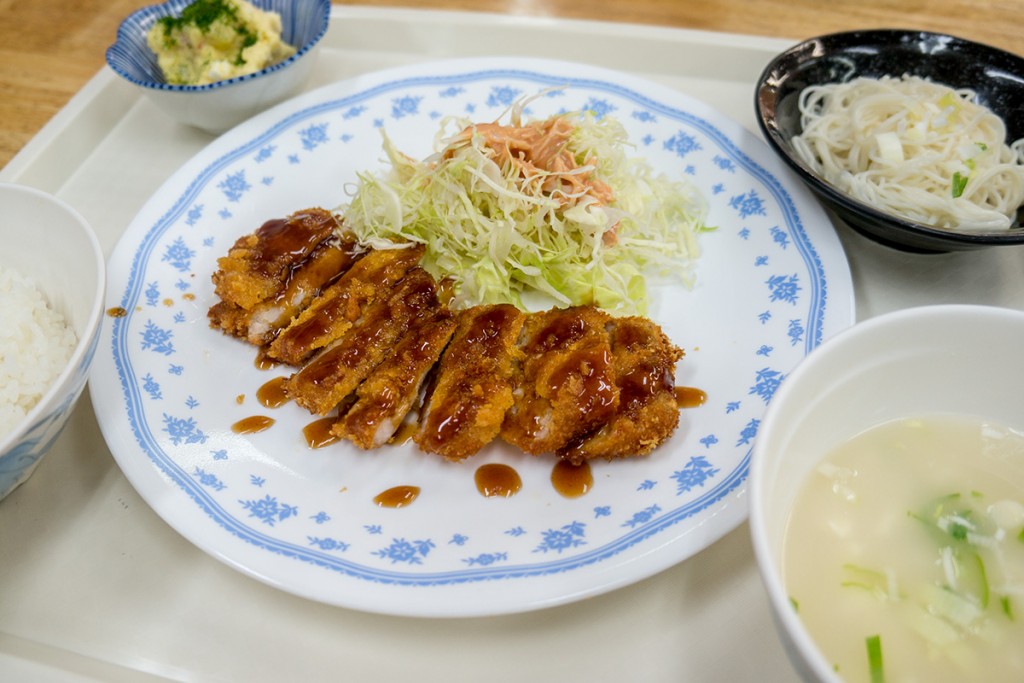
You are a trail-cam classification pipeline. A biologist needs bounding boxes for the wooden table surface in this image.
[1,0,1020,171]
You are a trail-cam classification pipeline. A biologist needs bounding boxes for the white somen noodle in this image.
[791,75,1024,231]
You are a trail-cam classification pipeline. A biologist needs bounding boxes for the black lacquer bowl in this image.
[755,29,1024,252]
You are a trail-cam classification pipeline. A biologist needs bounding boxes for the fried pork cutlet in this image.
[500,306,619,455]
[333,309,458,450]
[207,208,690,464]
[266,245,425,366]
[557,316,684,464]
[208,233,363,346]
[285,267,440,416]
[212,208,341,311]
[414,304,526,461]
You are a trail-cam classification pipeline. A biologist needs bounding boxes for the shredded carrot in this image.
[447,117,616,208]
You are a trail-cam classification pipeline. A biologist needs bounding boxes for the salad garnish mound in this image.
[338,95,711,315]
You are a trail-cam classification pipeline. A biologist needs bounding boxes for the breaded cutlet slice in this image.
[414,304,526,461]
[285,267,439,416]
[557,316,684,464]
[500,306,619,455]
[211,207,340,311]
[208,233,363,346]
[266,244,424,366]
[333,309,458,450]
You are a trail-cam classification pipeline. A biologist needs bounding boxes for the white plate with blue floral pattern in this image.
[90,57,854,616]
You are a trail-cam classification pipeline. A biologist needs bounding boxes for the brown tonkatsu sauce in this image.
[523,311,587,354]
[551,460,593,498]
[303,417,340,448]
[247,211,338,277]
[254,348,280,370]
[373,485,420,508]
[474,463,523,498]
[231,415,275,434]
[256,376,290,408]
[675,386,707,408]
[546,347,618,412]
[620,363,675,409]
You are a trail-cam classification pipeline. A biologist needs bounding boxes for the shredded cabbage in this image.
[337,99,710,315]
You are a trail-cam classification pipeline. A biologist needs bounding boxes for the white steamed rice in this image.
[0,264,77,440]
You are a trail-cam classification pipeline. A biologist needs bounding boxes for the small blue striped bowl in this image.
[105,0,331,133]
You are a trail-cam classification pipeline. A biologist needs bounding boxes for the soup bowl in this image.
[749,304,1024,681]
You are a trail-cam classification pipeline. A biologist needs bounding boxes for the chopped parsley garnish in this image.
[158,0,237,33]
[156,0,256,65]
[235,30,258,65]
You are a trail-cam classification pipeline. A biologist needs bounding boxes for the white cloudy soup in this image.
[783,415,1024,682]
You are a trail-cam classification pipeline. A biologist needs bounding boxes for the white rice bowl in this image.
[0,182,105,502]
[0,265,78,439]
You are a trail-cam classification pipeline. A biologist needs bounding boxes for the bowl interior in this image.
[756,29,1024,251]
[750,304,1024,680]
[0,184,105,449]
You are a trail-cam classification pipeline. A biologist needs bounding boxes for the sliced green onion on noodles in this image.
[866,634,885,683]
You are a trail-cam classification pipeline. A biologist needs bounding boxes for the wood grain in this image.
[1,0,1020,170]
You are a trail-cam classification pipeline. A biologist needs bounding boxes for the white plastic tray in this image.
[2,7,1021,681]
